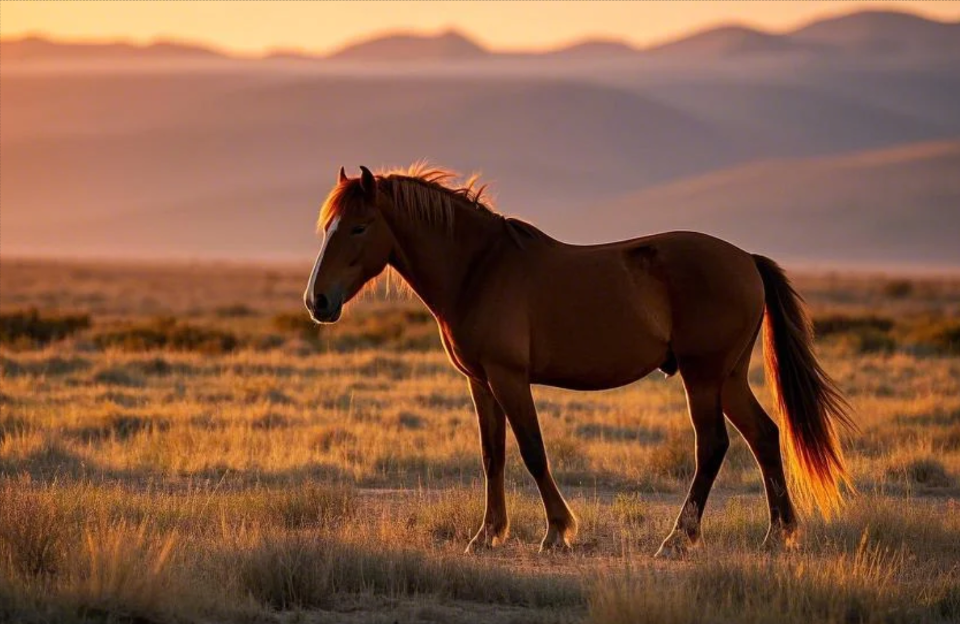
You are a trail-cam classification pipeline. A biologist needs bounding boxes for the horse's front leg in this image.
[485,366,577,552]
[465,378,509,552]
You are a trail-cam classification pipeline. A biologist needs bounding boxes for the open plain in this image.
[1,259,958,623]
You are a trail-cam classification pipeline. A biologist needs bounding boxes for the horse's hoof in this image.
[654,532,699,560]
[761,525,799,553]
[653,543,683,560]
[538,538,572,553]
[464,525,508,554]
[538,526,573,553]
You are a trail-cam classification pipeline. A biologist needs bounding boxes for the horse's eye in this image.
[351,224,368,236]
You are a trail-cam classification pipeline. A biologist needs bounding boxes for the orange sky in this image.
[2,1,959,55]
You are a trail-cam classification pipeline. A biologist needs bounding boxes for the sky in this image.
[2,1,959,56]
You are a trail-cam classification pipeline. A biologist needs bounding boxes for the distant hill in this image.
[790,9,960,58]
[585,140,960,267]
[646,25,802,58]
[326,30,487,61]
[0,35,222,62]
[646,10,960,60]
[545,39,639,59]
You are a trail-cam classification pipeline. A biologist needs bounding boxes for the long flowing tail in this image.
[753,255,856,515]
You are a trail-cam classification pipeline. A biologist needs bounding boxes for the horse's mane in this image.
[319,162,496,232]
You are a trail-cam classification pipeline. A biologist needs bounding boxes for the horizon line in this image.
[3,6,957,60]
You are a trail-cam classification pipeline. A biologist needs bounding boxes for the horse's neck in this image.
[384,203,501,319]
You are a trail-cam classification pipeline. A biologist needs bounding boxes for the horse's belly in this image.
[526,275,670,390]
[531,366,658,391]
[530,331,667,391]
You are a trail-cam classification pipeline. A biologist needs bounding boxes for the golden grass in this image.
[1,260,958,623]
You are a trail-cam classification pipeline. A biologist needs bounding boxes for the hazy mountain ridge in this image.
[646,10,960,59]
[326,30,488,61]
[0,35,221,62]
[791,9,960,55]
[3,9,957,63]
[645,25,802,58]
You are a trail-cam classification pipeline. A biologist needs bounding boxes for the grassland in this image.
[1,258,959,623]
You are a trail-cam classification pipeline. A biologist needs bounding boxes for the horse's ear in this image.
[338,166,348,184]
[359,166,376,200]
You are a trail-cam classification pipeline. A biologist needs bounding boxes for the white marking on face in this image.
[304,216,340,308]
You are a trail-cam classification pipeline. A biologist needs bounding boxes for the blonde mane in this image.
[319,162,495,232]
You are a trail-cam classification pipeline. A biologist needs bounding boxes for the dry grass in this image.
[1,260,959,623]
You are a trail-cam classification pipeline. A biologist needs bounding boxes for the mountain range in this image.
[3,10,958,64]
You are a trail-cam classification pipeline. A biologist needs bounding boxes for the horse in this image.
[303,164,854,557]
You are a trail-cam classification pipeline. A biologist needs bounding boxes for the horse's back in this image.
[520,230,765,385]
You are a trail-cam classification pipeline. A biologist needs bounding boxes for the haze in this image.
[1,2,959,271]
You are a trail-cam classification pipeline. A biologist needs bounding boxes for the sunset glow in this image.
[2,0,958,55]
[2,0,960,621]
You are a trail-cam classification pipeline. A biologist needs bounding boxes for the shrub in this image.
[72,414,168,443]
[272,312,318,336]
[214,303,257,318]
[236,533,582,610]
[314,427,358,451]
[237,534,333,610]
[834,328,898,354]
[814,314,898,354]
[882,279,914,299]
[937,424,960,452]
[814,314,894,337]
[648,429,695,481]
[74,521,180,622]
[887,457,954,488]
[93,317,237,354]
[589,540,902,624]
[92,365,146,388]
[0,415,30,444]
[0,308,91,348]
[272,306,440,352]
[551,435,591,476]
[611,493,646,528]
[272,486,355,530]
[0,482,77,577]
[903,318,960,356]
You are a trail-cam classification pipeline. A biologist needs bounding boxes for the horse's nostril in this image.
[316,294,330,312]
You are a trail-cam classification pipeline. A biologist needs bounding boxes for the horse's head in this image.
[304,166,394,323]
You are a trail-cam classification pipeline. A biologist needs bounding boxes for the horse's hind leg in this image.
[655,376,728,558]
[465,378,509,553]
[485,366,577,552]
[722,358,798,548]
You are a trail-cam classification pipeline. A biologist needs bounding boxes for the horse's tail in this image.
[753,254,855,515]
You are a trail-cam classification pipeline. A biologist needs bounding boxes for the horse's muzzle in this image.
[307,291,343,324]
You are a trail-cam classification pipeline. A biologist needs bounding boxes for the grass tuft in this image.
[887,457,954,488]
[0,308,91,348]
[93,317,237,354]
[0,481,76,577]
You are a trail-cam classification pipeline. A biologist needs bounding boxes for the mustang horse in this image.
[304,164,853,557]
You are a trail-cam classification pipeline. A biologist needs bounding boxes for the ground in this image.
[0,259,958,623]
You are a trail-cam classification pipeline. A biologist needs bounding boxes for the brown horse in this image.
[304,164,854,557]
